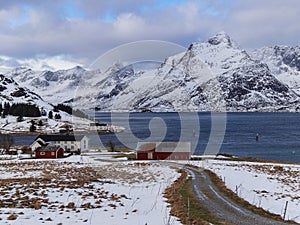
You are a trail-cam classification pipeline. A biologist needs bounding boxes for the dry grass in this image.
[0,161,129,212]
[7,214,17,220]
[0,160,180,223]
[93,162,161,184]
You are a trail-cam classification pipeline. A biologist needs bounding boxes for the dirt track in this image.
[186,166,294,225]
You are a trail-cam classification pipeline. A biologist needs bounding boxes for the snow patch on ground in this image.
[0,156,182,225]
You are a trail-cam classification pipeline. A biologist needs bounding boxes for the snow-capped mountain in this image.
[74,32,300,111]
[0,73,49,108]
[7,32,300,112]
[6,66,97,104]
[250,46,300,95]
[0,72,97,134]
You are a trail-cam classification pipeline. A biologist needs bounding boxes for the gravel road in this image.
[185,166,294,225]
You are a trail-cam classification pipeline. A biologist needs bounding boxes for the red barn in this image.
[35,146,64,159]
[136,142,191,160]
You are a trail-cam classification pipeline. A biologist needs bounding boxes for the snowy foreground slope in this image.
[7,32,300,112]
[189,160,300,223]
[0,156,182,225]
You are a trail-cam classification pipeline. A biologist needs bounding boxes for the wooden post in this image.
[283,201,288,220]
[187,196,190,224]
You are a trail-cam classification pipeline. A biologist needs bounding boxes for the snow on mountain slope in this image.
[6,32,300,112]
[7,66,100,104]
[72,46,220,111]
[0,73,94,134]
[250,46,300,95]
[75,32,299,112]
[0,73,47,108]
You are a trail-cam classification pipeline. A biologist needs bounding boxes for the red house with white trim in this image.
[35,146,64,159]
[136,142,191,160]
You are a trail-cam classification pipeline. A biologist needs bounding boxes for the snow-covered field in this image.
[189,160,300,223]
[0,156,182,225]
[2,154,298,224]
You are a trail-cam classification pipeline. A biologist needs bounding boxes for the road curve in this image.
[184,166,293,225]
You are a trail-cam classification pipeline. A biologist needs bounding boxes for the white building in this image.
[31,134,89,154]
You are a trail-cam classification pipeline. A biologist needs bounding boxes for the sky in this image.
[0,0,299,71]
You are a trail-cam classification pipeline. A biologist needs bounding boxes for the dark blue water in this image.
[13,112,300,163]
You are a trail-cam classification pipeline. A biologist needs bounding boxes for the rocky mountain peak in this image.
[208,31,234,46]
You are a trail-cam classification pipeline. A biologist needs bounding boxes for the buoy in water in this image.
[256,133,259,142]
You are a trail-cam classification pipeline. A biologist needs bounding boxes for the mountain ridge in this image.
[6,32,300,112]
[250,45,300,95]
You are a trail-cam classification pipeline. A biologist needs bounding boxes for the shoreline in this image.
[191,154,300,165]
[6,129,122,136]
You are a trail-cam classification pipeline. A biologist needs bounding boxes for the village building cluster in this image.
[1,132,192,160]
[31,134,89,158]
[0,133,89,159]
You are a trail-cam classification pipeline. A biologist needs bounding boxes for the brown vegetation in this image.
[0,161,129,213]
[164,170,221,225]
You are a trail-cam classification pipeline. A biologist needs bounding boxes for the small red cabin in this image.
[136,142,191,160]
[35,146,64,159]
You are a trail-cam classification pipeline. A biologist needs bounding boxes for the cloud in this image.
[0,0,299,71]
[74,0,159,18]
[0,55,84,73]
[222,0,300,48]
[113,13,146,37]
[0,1,208,61]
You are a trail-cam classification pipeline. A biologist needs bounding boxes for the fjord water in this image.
[14,112,300,163]
[91,112,300,163]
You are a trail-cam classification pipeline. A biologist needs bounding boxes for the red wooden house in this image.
[35,145,64,159]
[136,142,191,160]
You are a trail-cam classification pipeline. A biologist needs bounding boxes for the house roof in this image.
[136,142,191,153]
[156,142,190,153]
[136,142,156,153]
[37,140,47,146]
[35,146,63,152]
[35,134,86,142]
